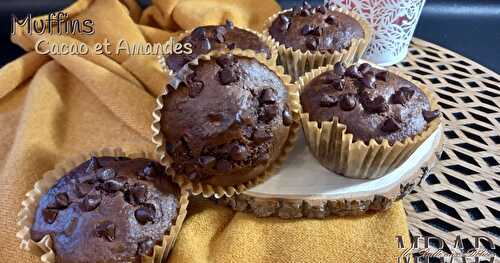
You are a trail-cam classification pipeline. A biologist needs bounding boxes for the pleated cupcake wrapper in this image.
[263,6,373,82]
[153,49,301,198]
[16,148,189,263]
[297,63,441,179]
[158,27,278,78]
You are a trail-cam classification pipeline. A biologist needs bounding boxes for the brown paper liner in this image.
[152,49,301,198]
[263,6,373,82]
[298,63,442,179]
[16,148,189,263]
[158,27,278,78]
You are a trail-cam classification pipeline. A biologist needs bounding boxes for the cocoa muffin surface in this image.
[166,21,271,73]
[268,2,364,53]
[161,54,293,186]
[30,157,179,263]
[300,62,440,144]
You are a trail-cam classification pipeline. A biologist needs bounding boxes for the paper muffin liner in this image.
[263,6,373,82]
[16,148,189,263]
[153,49,301,198]
[298,63,441,179]
[159,27,278,79]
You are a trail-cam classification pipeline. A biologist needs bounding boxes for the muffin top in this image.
[161,54,293,186]
[165,21,271,73]
[300,62,440,144]
[268,2,364,53]
[30,157,179,263]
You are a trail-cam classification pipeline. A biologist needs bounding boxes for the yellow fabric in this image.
[0,0,409,262]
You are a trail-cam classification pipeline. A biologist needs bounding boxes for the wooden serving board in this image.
[216,124,444,218]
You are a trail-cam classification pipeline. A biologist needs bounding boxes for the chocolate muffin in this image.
[165,21,272,73]
[301,62,440,144]
[161,53,294,187]
[30,157,180,263]
[268,2,365,53]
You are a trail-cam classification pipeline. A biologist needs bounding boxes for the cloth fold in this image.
[0,0,409,262]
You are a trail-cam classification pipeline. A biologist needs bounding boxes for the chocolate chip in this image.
[332,78,345,91]
[226,42,236,49]
[381,118,401,133]
[311,27,322,36]
[301,24,314,36]
[391,87,415,105]
[303,1,312,9]
[225,20,234,30]
[192,27,207,39]
[200,38,211,50]
[316,6,327,14]
[130,184,148,204]
[333,62,346,76]
[198,156,216,167]
[279,14,290,25]
[51,193,70,210]
[282,109,293,126]
[75,182,93,197]
[363,96,388,113]
[64,217,78,236]
[215,159,233,172]
[300,8,311,17]
[361,72,376,89]
[375,71,389,81]
[305,38,318,51]
[358,63,372,74]
[96,221,115,242]
[215,26,226,35]
[218,68,238,85]
[135,205,156,225]
[423,110,440,122]
[139,162,161,178]
[43,208,58,224]
[230,144,249,161]
[102,179,125,193]
[97,168,116,181]
[345,65,363,79]
[262,105,279,123]
[137,239,155,256]
[215,32,225,43]
[216,54,236,68]
[260,88,277,104]
[81,194,101,212]
[320,94,338,107]
[253,128,272,143]
[292,7,301,16]
[325,15,336,25]
[339,95,357,111]
[85,156,101,173]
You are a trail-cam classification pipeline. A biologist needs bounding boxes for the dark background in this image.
[1,0,499,73]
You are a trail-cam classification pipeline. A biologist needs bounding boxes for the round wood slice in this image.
[216,124,444,218]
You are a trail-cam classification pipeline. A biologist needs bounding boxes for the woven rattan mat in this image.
[397,38,499,257]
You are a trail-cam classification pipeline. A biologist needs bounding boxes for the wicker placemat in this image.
[398,38,499,257]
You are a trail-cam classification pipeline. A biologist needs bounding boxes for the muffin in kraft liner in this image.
[263,6,373,82]
[16,148,189,263]
[159,27,278,78]
[298,63,441,179]
[153,49,301,198]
